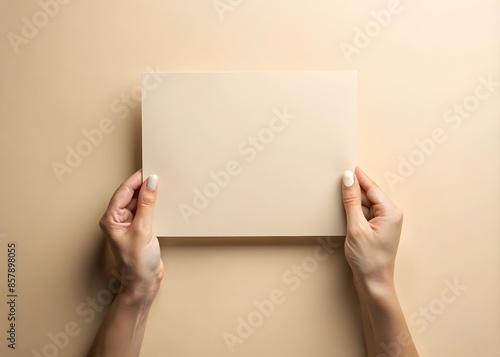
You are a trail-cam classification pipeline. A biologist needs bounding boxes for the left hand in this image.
[99,169,163,303]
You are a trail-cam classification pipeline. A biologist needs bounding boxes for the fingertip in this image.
[340,170,366,229]
[146,175,158,191]
[342,170,355,187]
[341,169,361,207]
[354,167,368,182]
[133,176,158,228]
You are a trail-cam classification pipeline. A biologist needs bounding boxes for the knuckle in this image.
[392,207,404,223]
[99,213,121,239]
[139,194,155,207]
[99,216,109,232]
[343,190,360,207]
[118,182,132,194]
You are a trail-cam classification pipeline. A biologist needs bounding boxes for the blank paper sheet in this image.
[142,71,356,237]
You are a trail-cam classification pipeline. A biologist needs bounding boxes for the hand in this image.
[341,167,403,292]
[89,170,163,357]
[99,169,163,304]
[341,168,419,357]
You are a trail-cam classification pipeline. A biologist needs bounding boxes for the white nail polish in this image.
[343,170,354,187]
[147,175,158,191]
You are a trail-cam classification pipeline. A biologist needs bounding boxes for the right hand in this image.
[341,167,403,291]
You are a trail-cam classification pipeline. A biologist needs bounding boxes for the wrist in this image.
[354,275,397,305]
[117,261,164,305]
[119,272,163,308]
[119,283,160,309]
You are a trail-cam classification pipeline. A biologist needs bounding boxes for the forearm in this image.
[87,290,155,357]
[358,297,377,355]
[355,280,419,357]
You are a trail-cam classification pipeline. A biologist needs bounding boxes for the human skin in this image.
[88,167,419,356]
[88,169,163,357]
[341,167,419,357]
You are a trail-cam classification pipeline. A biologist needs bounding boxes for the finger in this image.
[126,195,138,214]
[361,190,371,208]
[362,205,372,220]
[341,170,368,228]
[108,169,143,211]
[355,167,392,208]
[132,175,158,234]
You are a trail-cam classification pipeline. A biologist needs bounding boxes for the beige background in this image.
[0,1,499,356]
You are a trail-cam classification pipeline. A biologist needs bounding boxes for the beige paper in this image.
[142,72,356,237]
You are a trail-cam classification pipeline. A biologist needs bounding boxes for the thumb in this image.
[133,174,158,234]
[341,170,366,229]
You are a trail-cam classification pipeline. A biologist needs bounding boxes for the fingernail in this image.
[147,175,158,191]
[343,170,354,187]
